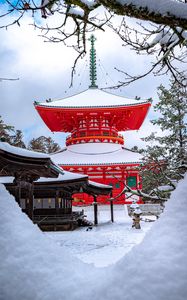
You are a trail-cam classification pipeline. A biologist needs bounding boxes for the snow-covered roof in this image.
[0,173,111,190]
[51,143,142,165]
[36,171,88,182]
[0,172,87,184]
[0,142,50,159]
[0,142,65,178]
[36,88,149,109]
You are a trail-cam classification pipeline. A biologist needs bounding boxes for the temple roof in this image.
[0,142,60,179]
[35,88,150,109]
[0,171,87,184]
[37,171,88,182]
[51,143,142,166]
[1,171,112,195]
[0,142,51,159]
[34,89,151,133]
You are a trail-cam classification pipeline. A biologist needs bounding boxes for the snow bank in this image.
[86,175,187,300]
[1,175,187,300]
[0,184,92,300]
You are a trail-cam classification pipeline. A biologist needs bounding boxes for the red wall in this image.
[61,164,142,206]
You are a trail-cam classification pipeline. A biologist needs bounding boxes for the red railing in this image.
[66,134,124,146]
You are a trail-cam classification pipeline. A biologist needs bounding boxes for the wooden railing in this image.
[33,211,85,225]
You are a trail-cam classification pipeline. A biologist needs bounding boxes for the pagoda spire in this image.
[88,34,98,89]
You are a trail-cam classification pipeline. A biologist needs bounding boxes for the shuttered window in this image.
[127,176,137,187]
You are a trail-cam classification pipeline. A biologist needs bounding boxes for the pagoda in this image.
[34,35,151,205]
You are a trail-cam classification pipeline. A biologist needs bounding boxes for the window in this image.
[102,119,109,127]
[115,182,120,188]
[90,118,98,128]
[79,120,86,128]
[127,176,137,188]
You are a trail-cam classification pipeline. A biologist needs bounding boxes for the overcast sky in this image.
[0,9,169,149]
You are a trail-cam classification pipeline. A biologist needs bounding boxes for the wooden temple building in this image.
[0,142,112,230]
[34,35,151,205]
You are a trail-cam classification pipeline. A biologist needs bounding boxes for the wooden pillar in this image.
[110,191,114,223]
[93,195,98,225]
[27,182,34,221]
[70,197,73,213]
[55,190,60,214]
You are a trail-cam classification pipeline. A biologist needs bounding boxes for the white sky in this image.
[0,10,168,149]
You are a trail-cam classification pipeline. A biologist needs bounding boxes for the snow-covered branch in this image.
[2,0,187,28]
[100,0,187,29]
[107,21,187,87]
[109,183,169,203]
[106,172,169,203]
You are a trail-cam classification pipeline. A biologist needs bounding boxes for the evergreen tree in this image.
[0,116,26,148]
[0,115,15,143]
[141,77,187,197]
[28,136,60,154]
[45,137,61,153]
[28,137,46,153]
[10,130,26,148]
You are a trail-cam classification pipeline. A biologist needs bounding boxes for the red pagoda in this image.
[34,35,151,205]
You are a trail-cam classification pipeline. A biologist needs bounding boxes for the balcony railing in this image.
[66,133,124,146]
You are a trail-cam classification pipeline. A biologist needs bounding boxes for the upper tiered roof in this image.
[35,88,150,108]
[34,88,151,133]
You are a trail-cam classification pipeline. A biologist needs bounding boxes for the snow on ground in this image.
[47,205,155,267]
[0,175,187,300]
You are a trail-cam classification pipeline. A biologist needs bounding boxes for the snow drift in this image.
[0,184,93,300]
[0,175,187,300]
[90,175,187,300]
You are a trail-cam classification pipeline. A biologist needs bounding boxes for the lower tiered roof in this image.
[51,143,142,166]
